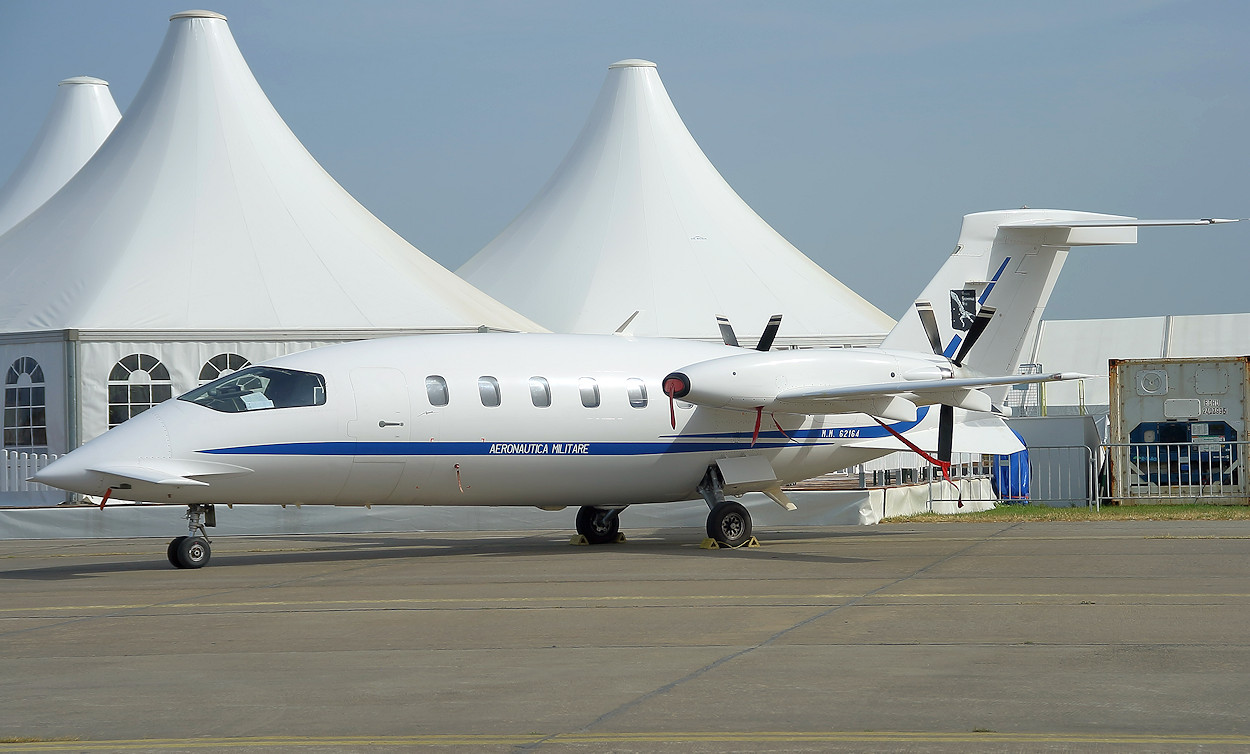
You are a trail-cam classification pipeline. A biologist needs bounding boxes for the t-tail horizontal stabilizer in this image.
[882,210,1240,384]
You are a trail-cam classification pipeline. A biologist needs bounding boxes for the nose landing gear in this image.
[168,504,215,569]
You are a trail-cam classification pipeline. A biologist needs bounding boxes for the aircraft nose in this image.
[31,409,173,495]
[29,453,98,494]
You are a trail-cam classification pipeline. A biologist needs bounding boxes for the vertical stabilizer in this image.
[881,209,1138,395]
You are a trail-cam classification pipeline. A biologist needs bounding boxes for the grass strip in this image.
[883,503,1250,523]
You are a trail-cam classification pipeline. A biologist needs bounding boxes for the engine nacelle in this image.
[664,349,943,414]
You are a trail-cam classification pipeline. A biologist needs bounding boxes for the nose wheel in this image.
[168,535,211,569]
[168,504,215,569]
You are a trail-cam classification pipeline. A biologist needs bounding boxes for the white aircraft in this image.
[33,209,1235,568]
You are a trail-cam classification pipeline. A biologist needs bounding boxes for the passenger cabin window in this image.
[426,375,449,407]
[626,378,648,408]
[579,377,600,408]
[479,376,501,407]
[529,376,551,408]
[179,366,326,413]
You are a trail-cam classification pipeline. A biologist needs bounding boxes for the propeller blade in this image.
[716,315,739,347]
[915,302,943,356]
[952,306,995,367]
[755,314,783,351]
[937,404,954,465]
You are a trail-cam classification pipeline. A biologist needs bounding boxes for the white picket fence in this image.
[2,450,65,506]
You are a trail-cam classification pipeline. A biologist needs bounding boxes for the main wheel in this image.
[174,536,211,569]
[706,501,752,547]
[575,506,621,545]
[167,536,187,567]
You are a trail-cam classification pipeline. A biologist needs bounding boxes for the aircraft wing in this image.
[771,372,1089,420]
[665,345,1092,422]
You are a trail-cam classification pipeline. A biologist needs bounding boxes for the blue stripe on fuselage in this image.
[198,408,930,458]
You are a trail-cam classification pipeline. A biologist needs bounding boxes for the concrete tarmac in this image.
[1,520,1249,752]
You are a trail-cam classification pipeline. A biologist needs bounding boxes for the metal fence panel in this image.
[1104,442,1247,504]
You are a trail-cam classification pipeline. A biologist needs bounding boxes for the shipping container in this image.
[1107,356,1248,504]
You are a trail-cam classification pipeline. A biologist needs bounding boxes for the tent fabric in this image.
[459,59,894,343]
[0,11,540,334]
[0,77,121,237]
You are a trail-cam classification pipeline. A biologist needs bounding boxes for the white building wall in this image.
[1026,314,1250,417]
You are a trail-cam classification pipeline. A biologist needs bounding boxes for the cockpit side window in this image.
[179,366,326,413]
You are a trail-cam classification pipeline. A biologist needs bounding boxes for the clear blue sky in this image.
[1,1,1245,322]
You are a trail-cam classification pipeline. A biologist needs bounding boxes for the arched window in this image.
[198,353,251,384]
[4,357,47,451]
[108,354,173,428]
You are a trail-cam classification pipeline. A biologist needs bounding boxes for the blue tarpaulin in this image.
[991,428,1030,502]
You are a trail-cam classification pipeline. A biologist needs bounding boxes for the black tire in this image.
[167,536,187,567]
[706,501,752,547]
[575,506,620,545]
[175,536,211,569]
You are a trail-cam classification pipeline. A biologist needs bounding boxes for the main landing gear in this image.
[168,504,215,569]
[705,500,752,547]
[575,505,623,544]
[573,466,757,549]
[699,466,754,548]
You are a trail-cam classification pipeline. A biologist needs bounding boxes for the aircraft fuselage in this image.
[49,333,936,508]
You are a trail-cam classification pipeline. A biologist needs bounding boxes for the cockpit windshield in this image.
[179,366,326,413]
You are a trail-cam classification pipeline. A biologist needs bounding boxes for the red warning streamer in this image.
[869,416,962,506]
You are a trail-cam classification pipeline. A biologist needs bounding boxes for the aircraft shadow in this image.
[0,527,886,580]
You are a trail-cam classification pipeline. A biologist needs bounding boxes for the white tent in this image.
[0,10,537,334]
[459,59,894,347]
[0,10,539,466]
[0,77,121,236]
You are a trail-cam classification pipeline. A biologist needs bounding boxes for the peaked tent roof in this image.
[0,76,121,237]
[458,59,894,344]
[0,10,540,333]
